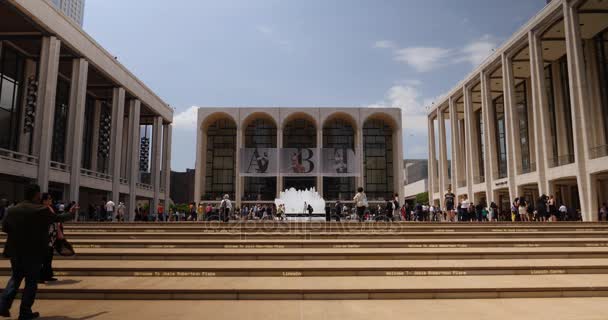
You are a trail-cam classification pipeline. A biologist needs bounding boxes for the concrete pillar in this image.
[66,58,89,203]
[393,127,405,205]
[235,127,242,207]
[127,99,141,221]
[463,85,475,198]
[529,31,551,195]
[449,97,460,195]
[501,53,518,200]
[427,114,437,204]
[276,127,283,196]
[356,120,364,189]
[437,108,448,207]
[163,124,172,207]
[316,128,323,196]
[481,71,496,201]
[34,36,61,192]
[563,2,592,220]
[110,88,126,205]
[151,116,162,215]
[194,115,203,203]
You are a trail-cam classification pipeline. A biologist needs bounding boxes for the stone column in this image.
[449,97,460,194]
[481,71,495,201]
[163,124,172,207]
[437,108,448,207]
[529,31,550,195]
[501,53,518,200]
[393,127,405,205]
[276,127,283,197]
[110,88,126,205]
[194,115,203,203]
[427,115,437,204]
[127,100,141,221]
[563,2,592,220]
[356,121,364,189]
[34,36,61,192]
[235,128,242,207]
[151,116,162,215]
[463,85,475,199]
[316,128,323,196]
[66,58,89,203]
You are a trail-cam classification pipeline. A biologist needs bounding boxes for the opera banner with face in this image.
[240,148,278,176]
[321,148,359,177]
[280,148,318,176]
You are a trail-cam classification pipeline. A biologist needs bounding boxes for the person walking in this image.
[39,193,60,284]
[0,184,75,320]
[353,187,368,223]
[104,199,115,222]
[220,195,232,222]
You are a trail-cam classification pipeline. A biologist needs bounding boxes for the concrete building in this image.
[427,0,608,221]
[194,107,404,206]
[0,0,173,219]
[50,0,85,27]
[403,159,429,201]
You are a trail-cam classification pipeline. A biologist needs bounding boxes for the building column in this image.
[393,127,405,205]
[316,128,323,196]
[463,85,475,199]
[449,97,460,196]
[437,108,448,207]
[481,71,496,201]
[563,2,592,220]
[529,31,550,195]
[194,118,203,203]
[427,115,437,204]
[276,127,283,197]
[356,123,364,189]
[66,58,89,204]
[163,124,172,207]
[34,36,61,192]
[110,88,126,206]
[502,53,518,201]
[151,116,163,215]
[127,99,141,221]
[235,128,242,207]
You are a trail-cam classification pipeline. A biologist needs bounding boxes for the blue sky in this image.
[84,0,546,171]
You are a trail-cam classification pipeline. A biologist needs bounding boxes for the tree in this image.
[415,192,429,205]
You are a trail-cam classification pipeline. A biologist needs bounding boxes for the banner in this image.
[240,148,278,177]
[280,148,318,176]
[321,148,359,177]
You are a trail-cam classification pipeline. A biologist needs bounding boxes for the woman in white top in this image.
[518,200,529,222]
[353,187,368,222]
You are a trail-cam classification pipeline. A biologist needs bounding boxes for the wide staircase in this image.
[2,221,608,301]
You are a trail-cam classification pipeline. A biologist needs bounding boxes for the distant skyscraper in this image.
[50,0,85,26]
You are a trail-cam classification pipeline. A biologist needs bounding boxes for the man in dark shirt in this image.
[0,184,74,320]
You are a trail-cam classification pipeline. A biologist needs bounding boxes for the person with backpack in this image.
[353,187,368,223]
[220,195,232,222]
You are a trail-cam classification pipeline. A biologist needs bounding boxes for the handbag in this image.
[54,238,76,256]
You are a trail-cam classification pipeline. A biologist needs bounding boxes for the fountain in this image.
[275,187,326,214]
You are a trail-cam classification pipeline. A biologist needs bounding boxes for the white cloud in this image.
[373,40,396,49]
[172,106,198,130]
[383,35,499,72]
[394,47,452,72]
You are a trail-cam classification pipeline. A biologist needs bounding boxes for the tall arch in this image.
[201,114,237,201]
[241,112,278,201]
[362,113,397,201]
[282,114,317,191]
[322,113,357,200]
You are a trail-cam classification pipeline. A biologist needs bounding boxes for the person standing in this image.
[40,193,60,284]
[0,184,75,320]
[392,194,401,221]
[444,187,456,222]
[353,187,368,223]
[220,195,232,222]
[104,199,115,222]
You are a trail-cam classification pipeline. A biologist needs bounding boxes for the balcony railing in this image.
[80,168,112,181]
[549,154,575,168]
[120,178,128,185]
[473,175,485,184]
[457,179,467,188]
[136,183,153,191]
[50,161,70,172]
[521,162,537,174]
[590,145,608,160]
[0,148,38,165]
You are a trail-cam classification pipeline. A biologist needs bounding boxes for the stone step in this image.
[38,231,608,240]
[19,274,608,300]
[14,238,608,249]
[53,247,608,260]
[4,259,608,277]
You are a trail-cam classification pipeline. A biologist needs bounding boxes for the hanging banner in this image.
[240,148,278,176]
[321,148,359,177]
[280,148,318,176]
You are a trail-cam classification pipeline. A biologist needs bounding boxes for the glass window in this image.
[493,95,507,178]
[204,118,236,200]
[0,44,25,151]
[323,118,355,201]
[559,56,575,162]
[51,79,70,163]
[515,81,531,172]
[475,109,485,180]
[595,29,608,147]
[363,118,393,201]
[244,118,277,201]
[81,95,95,169]
[283,118,317,192]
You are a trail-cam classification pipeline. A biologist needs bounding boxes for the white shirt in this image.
[105,201,115,212]
[559,205,567,213]
[461,201,470,209]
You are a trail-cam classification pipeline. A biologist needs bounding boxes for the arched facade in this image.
[194,107,403,206]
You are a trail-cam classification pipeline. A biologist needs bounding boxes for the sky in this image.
[83,0,547,171]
